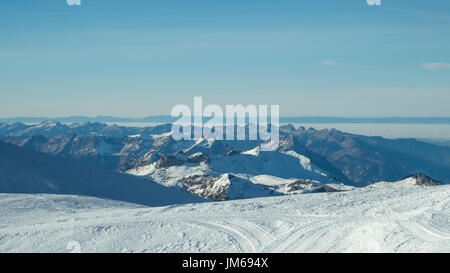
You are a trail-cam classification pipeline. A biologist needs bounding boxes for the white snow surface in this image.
[1,185,449,253]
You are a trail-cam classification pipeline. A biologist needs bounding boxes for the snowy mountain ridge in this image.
[1,121,450,201]
[125,134,339,200]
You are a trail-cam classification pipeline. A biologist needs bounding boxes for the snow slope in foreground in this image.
[1,185,449,253]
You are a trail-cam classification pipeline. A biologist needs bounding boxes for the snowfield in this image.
[1,185,449,253]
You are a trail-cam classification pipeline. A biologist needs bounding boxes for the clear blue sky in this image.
[1,0,450,117]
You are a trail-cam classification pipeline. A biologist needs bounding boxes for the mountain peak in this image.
[405,173,445,186]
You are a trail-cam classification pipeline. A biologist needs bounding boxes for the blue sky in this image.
[1,0,450,117]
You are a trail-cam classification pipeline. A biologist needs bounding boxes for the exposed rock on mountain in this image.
[366,173,445,189]
[406,173,444,186]
[180,174,279,201]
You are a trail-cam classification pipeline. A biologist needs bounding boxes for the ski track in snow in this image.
[0,186,449,253]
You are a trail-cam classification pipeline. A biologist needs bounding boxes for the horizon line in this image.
[1,116,450,125]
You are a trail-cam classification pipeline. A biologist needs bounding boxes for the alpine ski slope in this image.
[1,185,449,253]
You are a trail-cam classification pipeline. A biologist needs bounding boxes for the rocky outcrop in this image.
[405,173,444,186]
[154,154,185,168]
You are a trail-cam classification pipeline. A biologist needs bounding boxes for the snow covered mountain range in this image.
[0,141,447,252]
[1,121,449,201]
[1,121,449,253]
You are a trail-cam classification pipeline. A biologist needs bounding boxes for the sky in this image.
[1,0,450,118]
